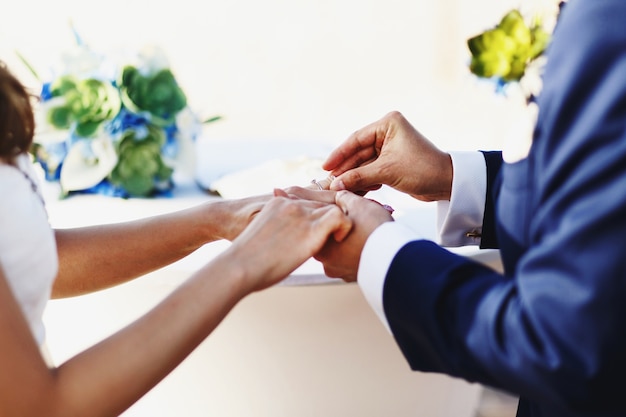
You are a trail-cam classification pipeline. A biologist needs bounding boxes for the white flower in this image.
[33,98,69,145]
[519,56,547,101]
[59,45,104,79]
[166,107,201,177]
[60,135,118,192]
[135,45,170,76]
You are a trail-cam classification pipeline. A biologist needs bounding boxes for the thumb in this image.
[330,164,382,194]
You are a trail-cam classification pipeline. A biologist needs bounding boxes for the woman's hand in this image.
[305,176,335,192]
[323,111,453,202]
[223,189,352,292]
[276,186,394,282]
[207,174,336,243]
[210,194,271,241]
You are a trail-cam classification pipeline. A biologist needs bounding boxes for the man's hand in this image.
[314,191,394,282]
[323,111,453,202]
[226,190,352,292]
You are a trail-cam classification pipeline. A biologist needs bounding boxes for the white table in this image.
[40,141,501,417]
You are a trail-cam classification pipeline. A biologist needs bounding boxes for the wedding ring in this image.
[311,179,323,190]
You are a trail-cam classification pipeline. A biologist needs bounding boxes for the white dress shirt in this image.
[357,151,487,331]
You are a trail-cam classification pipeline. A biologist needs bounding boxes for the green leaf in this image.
[467,8,552,83]
[468,34,487,55]
[47,106,72,129]
[498,10,525,34]
[109,123,172,196]
[529,28,551,59]
[122,174,154,197]
[202,115,223,124]
[14,50,41,81]
[46,76,121,137]
[156,160,174,180]
[75,120,101,137]
[119,66,187,124]
[50,76,78,97]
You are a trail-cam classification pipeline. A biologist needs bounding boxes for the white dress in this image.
[0,154,58,346]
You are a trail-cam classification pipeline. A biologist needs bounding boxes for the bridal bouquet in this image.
[466,6,558,102]
[28,35,220,198]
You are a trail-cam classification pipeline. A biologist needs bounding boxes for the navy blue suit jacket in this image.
[382,1,626,416]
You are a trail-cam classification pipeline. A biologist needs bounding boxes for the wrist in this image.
[212,244,277,296]
[414,151,453,202]
[204,195,268,242]
[184,251,253,323]
[193,200,232,243]
[440,152,453,201]
[204,249,254,297]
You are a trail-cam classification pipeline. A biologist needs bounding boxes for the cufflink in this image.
[465,229,482,238]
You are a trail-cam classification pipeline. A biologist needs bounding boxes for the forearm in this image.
[5,193,343,416]
[52,200,234,298]
[30,254,248,416]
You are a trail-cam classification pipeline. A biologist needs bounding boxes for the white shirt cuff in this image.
[357,221,422,332]
[436,151,486,247]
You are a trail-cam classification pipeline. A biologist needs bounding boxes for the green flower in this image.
[46,76,121,137]
[119,66,187,125]
[468,9,551,82]
[109,124,173,196]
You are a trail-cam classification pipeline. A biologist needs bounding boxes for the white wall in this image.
[1,0,533,152]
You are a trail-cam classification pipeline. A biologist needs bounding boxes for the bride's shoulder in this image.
[0,154,41,205]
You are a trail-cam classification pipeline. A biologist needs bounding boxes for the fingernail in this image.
[368,198,394,214]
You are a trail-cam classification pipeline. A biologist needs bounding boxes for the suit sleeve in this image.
[381,1,626,415]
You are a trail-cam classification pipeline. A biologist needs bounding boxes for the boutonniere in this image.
[467,8,552,102]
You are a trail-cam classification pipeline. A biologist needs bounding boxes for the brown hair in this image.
[0,62,35,162]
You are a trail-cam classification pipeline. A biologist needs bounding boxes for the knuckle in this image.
[386,110,403,121]
[346,170,363,187]
[336,190,351,199]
